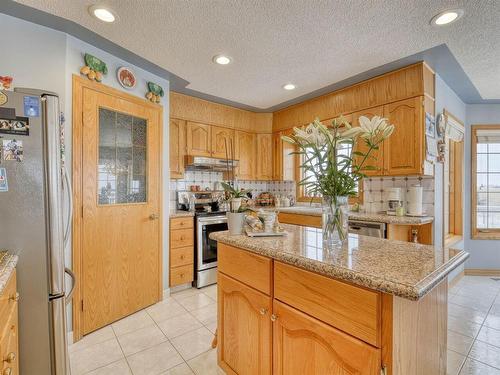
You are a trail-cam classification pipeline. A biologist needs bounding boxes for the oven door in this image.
[196,217,227,271]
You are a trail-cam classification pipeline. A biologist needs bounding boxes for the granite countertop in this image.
[169,210,195,218]
[210,224,468,301]
[0,251,19,296]
[274,206,434,225]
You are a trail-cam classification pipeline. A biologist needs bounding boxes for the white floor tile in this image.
[171,288,203,301]
[117,324,167,356]
[448,303,487,325]
[70,338,123,375]
[187,349,225,375]
[468,340,500,369]
[157,313,203,339]
[447,350,466,375]
[448,315,482,338]
[448,330,474,356]
[477,325,500,349]
[484,313,500,331]
[69,326,115,353]
[190,303,217,325]
[85,359,132,375]
[171,326,215,360]
[160,363,195,375]
[126,341,184,375]
[460,358,500,375]
[112,310,155,337]
[177,293,215,311]
[147,298,188,323]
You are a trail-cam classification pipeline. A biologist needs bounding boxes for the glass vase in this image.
[322,195,348,246]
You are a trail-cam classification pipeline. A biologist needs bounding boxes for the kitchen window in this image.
[471,125,500,239]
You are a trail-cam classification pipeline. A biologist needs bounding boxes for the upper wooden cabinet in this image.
[272,133,282,180]
[352,106,384,176]
[169,118,186,179]
[211,126,235,159]
[186,122,211,157]
[218,273,272,375]
[256,133,273,181]
[273,300,381,375]
[383,96,424,176]
[235,131,256,180]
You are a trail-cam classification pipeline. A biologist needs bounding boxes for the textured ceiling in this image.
[13,0,500,109]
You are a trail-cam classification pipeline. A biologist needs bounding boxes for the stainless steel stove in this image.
[177,191,227,288]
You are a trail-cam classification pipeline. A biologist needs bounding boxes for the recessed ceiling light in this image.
[283,83,296,90]
[431,9,464,26]
[89,5,118,23]
[213,55,232,65]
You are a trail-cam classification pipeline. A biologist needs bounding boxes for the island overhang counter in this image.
[210,224,468,375]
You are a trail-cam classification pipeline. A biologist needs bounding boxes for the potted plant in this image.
[282,115,394,245]
[221,181,252,235]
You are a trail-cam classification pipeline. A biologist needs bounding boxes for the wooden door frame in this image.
[72,75,163,341]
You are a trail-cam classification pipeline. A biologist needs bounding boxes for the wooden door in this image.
[272,132,283,180]
[169,118,186,179]
[256,133,273,180]
[81,88,161,334]
[352,106,385,176]
[383,97,423,175]
[211,126,235,159]
[273,300,381,375]
[218,273,272,375]
[186,122,211,157]
[235,131,256,180]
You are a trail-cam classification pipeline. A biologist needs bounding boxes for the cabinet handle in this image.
[259,308,267,316]
[270,314,278,322]
[8,293,19,302]
[4,352,15,363]
[3,368,12,375]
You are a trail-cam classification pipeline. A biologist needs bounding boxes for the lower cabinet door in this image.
[218,273,272,375]
[273,300,381,375]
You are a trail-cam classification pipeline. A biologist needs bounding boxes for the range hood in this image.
[185,155,239,171]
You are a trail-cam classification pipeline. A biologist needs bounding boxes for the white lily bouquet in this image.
[282,115,395,244]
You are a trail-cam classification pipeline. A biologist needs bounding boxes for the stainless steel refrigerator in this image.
[0,88,74,374]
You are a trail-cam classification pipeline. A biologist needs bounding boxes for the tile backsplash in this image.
[363,176,434,215]
[169,171,296,209]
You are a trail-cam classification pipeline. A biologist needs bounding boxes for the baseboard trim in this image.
[464,269,500,276]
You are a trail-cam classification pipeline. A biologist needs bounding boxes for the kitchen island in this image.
[210,224,468,375]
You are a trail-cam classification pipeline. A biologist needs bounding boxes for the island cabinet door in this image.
[273,300,381,375]
[218,273,272,375]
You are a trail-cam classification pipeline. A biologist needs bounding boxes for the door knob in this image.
[259,308,267,315]
[270,314,278,322]
[3,368,12,375]
[149,214,159,220]
[4,352,15,363]
[8,293,19,302]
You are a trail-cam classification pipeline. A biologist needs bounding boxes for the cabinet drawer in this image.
[0,271,17,325]
[218,244,272,295]
[170,217,193,230]
[170,246,194,268]
[278,213,321,228]
[274,262,381,347]
[170,228,194,248]
[170,265,194,287]
[0,302,18,375]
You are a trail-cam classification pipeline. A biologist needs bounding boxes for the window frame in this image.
[294,116,363,205]
[471,124,500,239]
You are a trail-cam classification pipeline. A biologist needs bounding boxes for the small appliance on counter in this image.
[255,192,274,206]
[386,187,403,215]
[407,185,424,216]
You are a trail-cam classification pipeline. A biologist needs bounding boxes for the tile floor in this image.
[70,276,500,375]
[69,285,223,375]
[448,276,500,375]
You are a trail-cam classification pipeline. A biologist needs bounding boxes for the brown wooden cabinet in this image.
[352,106,385,176]
[0,271,19,375]
[273,300,380,375]
[218,273,272,375]
[383,97,424,176]
[169,217,194,286]
[211,126,235,159]
[256,134,273,181]
[272,132,282,181]
[169,118,186,179]
[235,131,256,180]
[186,122,211,157]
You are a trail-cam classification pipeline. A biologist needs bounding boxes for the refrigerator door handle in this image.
[62,165,73,248]
[64,267,76,304]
